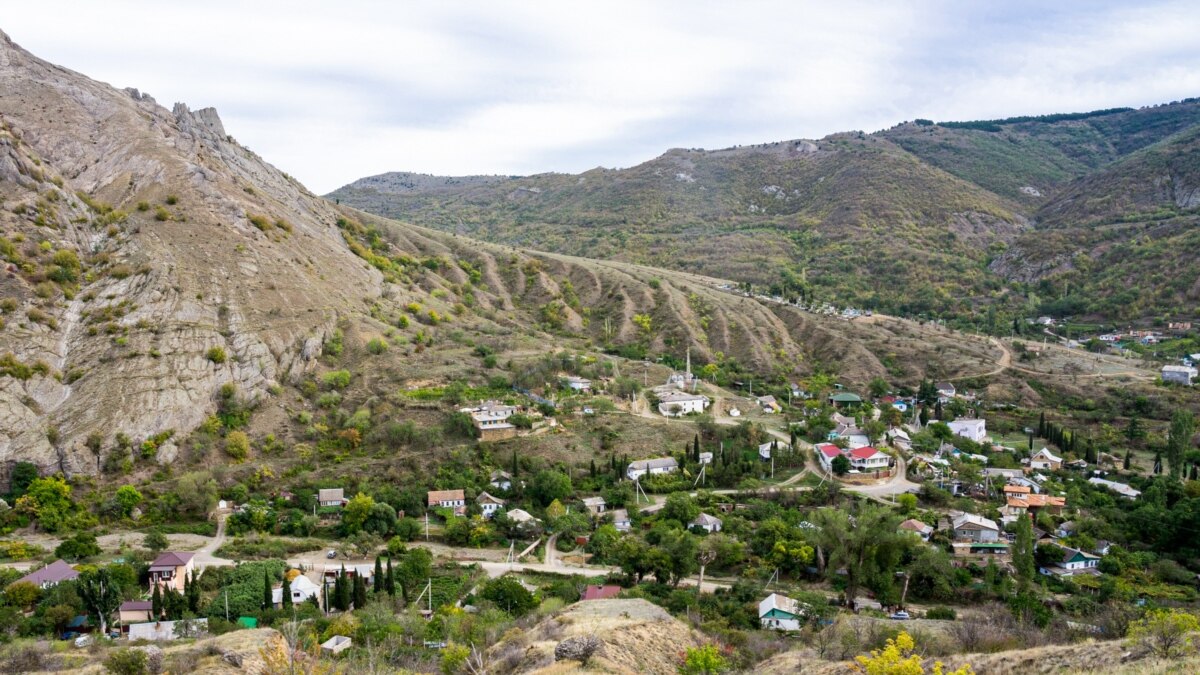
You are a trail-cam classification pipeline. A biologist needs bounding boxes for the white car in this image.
[890,611,910,621]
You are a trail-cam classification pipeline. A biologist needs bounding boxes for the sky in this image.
[5,1,1200,193]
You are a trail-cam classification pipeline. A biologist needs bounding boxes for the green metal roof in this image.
[830,392,862,403]
[968,543,1010,549]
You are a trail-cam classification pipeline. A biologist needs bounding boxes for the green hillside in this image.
[331,99,1200,325]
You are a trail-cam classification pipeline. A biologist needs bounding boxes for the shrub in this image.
[165,194,178,205]
[322,370,352,389]
[136,201,150,212]
[105,649,149,675]
[225,431,250,461]
[926,607,957,620]
[248,214,272,231]
[366,337,388,355]
[154,206,171,221]
[206,346,227,364]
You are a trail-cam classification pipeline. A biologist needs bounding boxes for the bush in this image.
[225,431,250,461]
[366,337,388,355]
[926,607,957,620]
[322,370,352,389]
[104,648,148,675]
[206,346,227,364]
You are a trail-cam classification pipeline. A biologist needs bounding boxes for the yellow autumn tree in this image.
[853,631,973,675]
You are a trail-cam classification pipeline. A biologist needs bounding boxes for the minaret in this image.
[685,346,692,378]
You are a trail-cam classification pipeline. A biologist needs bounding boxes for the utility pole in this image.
[224,587,229,621]
[425,512,429,541]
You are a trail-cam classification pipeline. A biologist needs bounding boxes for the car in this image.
[74,635,93,648]
[890,611,911,621]
[326,550,337,559]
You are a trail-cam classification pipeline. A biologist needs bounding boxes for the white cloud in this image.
[4,1,1199,192]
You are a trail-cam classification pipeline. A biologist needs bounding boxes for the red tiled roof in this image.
[817,443,843,458]
[850,446,883,460]
[581,585,622,600]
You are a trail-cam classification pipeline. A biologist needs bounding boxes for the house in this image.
[835,424,870,449]
[1005,491,1066,518]
[935,382,956,399]
[698,451,713,465]
[582,496,607,515]
[321,635,353,655]
[506,508,539,525]
[951,513,1000,543]
[581,585,622,601]
[1056,521,1077,538]
[323,564,373,584]
[17,559,79,589]
[947,418,987,444]
[757,395,782,413]
[127,618,208,641]
[1040,545,1101,578]
[657,391,710,417]
[318,488,346,508]
[462,401,520,440]
[759,593,807,631]
[565,376,592,392]
[1030,448,1063,471]
[626,457,678,481]
[610,509,631,532]
[899,519,933,541]
[849,446,890,471]
[118,600,154,626]
[887,428,912,452]
[816,443,845,472]
[828,392,862,408]
[1088,477,1141,499]
[1162,364,1198,386]
[692,513,723,533]
[758,441,779,460]
[489,470,513,491]
[477,492,506,518]
[983,467,1023,481]
[428,489,467,516]
[273,574,321,608]
[149,552,195,592]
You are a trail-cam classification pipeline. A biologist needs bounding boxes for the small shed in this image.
[322,635,352,655]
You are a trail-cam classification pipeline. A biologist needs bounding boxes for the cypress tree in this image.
[511,450,518,476]
[1038,411,1046,437]
[263,568,272,610]
[374,556,384,594]
[386,557,396,596]
[1124,448,1132,470]
[281,573,292,609]
[187,571,200,613]
[151,582,162,618]
[353,573,367,609]
[693,434,701,462]
[334,570,351,611]
[590,459,597,477]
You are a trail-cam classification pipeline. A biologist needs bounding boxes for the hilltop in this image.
[331,100,1200,324]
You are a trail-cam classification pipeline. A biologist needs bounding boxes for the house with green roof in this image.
[759,593,808,631]
[828,392,862,408]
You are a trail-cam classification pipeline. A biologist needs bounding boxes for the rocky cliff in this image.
[0,29,379,478]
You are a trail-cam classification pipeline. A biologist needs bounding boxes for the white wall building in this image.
[947,418,987,443]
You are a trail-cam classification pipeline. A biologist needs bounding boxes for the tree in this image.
[78,568,122,635]
[679,644,729,675]
[144,529,169,554]
[4,580,41,609]
[1127,608,1200,658]
[1167,410,1196,479]
[1013,515,1035,586]
[342,492,375,534]
[869,377,890,399]
[114,485,143,517]
[854,630,973,675]
[896,493,918,516]
[399,548,432,599]
[661,492,700,525]
[813,505,902,607]
[386,557,396,596]
[21,475,74,532]
[187,571,201,613]
[104,649,149,675]
[225,430,250,461]
[831,454,851,476]
[480,576,537,616]
[333,569,351,611]
[353,573,367,609]
[151,582,163,618]
[280,573,292,609]
[373,556,384,595]
[263,568,273,610]
[531,470,573,506]
[55,532,100,561]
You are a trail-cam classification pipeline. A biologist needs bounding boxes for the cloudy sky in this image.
[5,1,1200,193]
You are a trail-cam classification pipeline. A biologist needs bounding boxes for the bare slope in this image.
[0,29,379,475]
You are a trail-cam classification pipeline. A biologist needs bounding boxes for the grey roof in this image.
[628,457,678,471]
[318,488,344,502]
[952,513,998,531]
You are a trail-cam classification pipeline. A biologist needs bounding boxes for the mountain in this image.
[0,30,1015,476]
[331,100,1200,324]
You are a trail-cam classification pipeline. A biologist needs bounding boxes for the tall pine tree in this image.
[353,573,367,609]
[281,573,292,609]
[386,557,396,596]
[151,582,162,618]
[374,556,384,594]
[262,568,272,610]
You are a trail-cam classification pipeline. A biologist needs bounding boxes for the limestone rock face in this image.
[0,29,381,477]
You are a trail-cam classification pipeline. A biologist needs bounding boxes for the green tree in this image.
[399,547,433,599]
[373,556,384,594]
[333,569,351,611]
[813,505,902,607]
[104,649,149,675]
[224,430,250,461]
[1167,410,1196,479]
[114,485,143,517]
[661,492,700,525]
[280,573,292,609]
[679,644,728,675]
[480,576,537,616]
[21,475,74,532]
[7,461,38,499]
[831,454,850,476]
[342,492,376,534]
[386,557,396,596]
[531,470,573,506]
[353,573,367,609]
[78,567,122,635]
[55,532,101,561]
[144,529,169,554]
[151,582,163,618]
[262,568,272,610]
[1127,608,1200,658]
[1013,515,1035,586]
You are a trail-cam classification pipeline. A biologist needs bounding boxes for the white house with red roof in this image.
[849,446,890,471]
[816,443,844,472]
